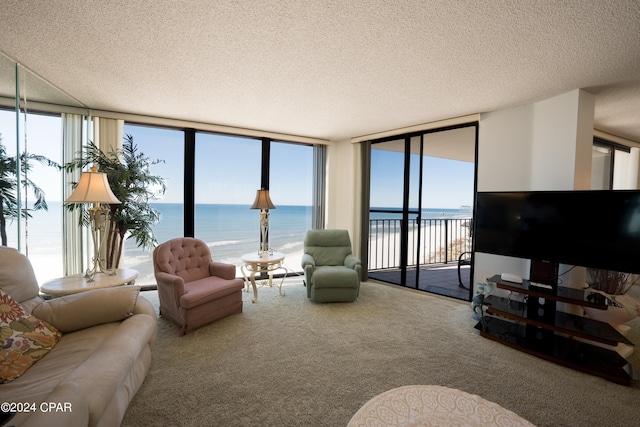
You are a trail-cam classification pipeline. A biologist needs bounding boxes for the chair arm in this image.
[155,271,186,296]
[301,254,316,285]
[209,261,237,280]
[458,251,472,266]
[344,254,361,270]
[301,254,316,269]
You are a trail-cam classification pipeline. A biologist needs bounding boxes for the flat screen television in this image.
[474,190,640,275]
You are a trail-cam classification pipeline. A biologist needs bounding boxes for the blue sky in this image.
[1,111,474,208]
[0,111,63,201]
[124,124,314,206]
[370,148,474,209]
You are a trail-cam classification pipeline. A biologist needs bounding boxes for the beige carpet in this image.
[122,278,640,427]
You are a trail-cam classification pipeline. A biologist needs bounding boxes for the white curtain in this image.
[358,141,371,277]
[613,147,640,190]
[312,144,326,230]
[94,117,124,154]
[62,113,85,275]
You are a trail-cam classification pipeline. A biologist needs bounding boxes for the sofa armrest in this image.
[132,294,158,346]
[133,293,157,318]
[32,286,141,333]
[209,261,236,280]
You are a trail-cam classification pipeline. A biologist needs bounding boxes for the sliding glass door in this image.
[367,124,477,301]
[369,138,407,284]
[418,128,476,298]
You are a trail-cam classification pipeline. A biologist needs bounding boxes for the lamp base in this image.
[258,210,273,256]
[84,262,116,282]
[86,205,117,281]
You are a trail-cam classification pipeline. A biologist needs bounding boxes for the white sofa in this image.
[0,247,157,427]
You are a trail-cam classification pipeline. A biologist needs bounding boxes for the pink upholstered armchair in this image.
[152,237,244,335]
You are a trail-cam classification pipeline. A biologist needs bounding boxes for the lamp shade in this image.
[66,167,121,204]
[250,189,275,210]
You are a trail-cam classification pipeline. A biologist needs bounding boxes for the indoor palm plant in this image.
[65,135,166,268]
[0,136,59,246]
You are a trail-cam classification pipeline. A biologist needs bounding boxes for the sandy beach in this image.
[368,219,471,270]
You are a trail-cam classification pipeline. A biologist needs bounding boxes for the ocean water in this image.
[9,202,470,285]
[121,203,312,284]
[123,203,312,264]
[7,202,311,285]
[370,207,472,221]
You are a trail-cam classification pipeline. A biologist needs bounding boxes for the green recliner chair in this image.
[302,229,361,303]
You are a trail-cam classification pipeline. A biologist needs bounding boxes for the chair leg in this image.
[457,265,465,288]
[458,252,470,289]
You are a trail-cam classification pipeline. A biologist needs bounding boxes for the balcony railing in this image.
[368,217,472,270]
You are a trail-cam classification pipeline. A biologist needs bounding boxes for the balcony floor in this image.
[368,263,472,301]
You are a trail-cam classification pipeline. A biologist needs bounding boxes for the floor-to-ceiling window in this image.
[268,141,314,268]
[194,132,262,265]
[119,123,185,285]
[0,108,19,248]
[1,56,89,286]
[0,109,63,283]
[2,64,323,289]
[120,125,319,285]
[368,138,407,277]
[20,113,64,283]
[366,124,477,301]
[193,134,316,273]
[2,55,332,288]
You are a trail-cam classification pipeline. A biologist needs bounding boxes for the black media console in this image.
[476,274,635,385]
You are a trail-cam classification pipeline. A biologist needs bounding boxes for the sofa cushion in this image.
[306,246,353,267]
[33,286,141,333]
[154,237,212,282]
[313,266,359,289]
[0,288,62,384]
[180,277,244,309]
[303,229,354,266]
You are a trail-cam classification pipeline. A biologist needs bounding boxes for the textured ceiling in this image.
[1,0,640,142]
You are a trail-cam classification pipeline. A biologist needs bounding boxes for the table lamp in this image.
[66,166,121,281]
[250,188,276,255]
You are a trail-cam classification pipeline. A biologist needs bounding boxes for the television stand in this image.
[476,274,636,385]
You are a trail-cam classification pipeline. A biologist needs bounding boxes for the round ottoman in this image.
[348,385,535,427]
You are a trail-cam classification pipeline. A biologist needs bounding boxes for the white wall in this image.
[325,139,361,257]
[530,90,594,190]
[475,89,595,292]
[477,104,534,191]
[475,104,534,285]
